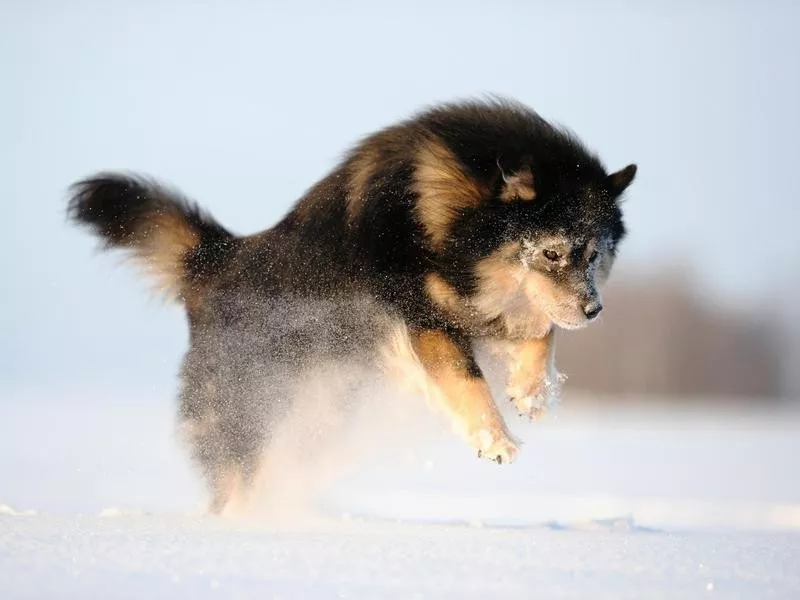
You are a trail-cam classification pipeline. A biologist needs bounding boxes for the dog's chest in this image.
[469,267,552,340]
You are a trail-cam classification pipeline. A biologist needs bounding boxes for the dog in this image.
[67,97,636,514]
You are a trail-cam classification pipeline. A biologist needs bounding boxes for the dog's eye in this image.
[588,250,599,263]
[542,249,560,262]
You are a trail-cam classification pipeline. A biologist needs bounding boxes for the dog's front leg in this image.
[410,328,519,464]
[506,327,565,420]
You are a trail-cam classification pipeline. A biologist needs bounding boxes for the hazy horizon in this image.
[2,0,799,389]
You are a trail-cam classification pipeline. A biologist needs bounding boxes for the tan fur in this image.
[378,323,517,461]
[346,145,382,222]
[211,465,254,517]
[127,210,200,300]
[471,241,525,320]
[425,273,461,313]
[378,322,470,435]
[409,330,514,456]
[413,137,485,249]
[471,242,553,339]
[523,271,586,329]
[177,407,249,516]
[424,273,480,329]
[427,237,594,337]
[504,328,560,418]
[500,165,536,201]
[506,330,554,393]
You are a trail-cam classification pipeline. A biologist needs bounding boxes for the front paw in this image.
[474,430,520,465]
[507,371,566,421]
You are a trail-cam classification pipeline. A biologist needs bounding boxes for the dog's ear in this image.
[499,163,536,202]
[607,164,637,198]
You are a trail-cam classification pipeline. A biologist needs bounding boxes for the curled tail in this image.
[67,172,236,301]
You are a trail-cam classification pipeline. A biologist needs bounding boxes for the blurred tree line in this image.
[557,268,795,401]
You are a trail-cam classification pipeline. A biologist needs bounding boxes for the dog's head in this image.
[511,162,636,329]
[413,100,637,332]
[451,159,637,332]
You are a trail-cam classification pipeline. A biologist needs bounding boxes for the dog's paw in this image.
[510,393,548,421]
[475,431,520,465]
[507,371,566,421]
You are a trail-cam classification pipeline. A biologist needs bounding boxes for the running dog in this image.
[68,98,637,513]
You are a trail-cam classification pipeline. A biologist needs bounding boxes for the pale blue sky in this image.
[2,0,799,389]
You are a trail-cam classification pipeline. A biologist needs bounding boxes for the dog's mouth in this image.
[526,298,588,331]
[550,315,590,330]
[520,272,595,331]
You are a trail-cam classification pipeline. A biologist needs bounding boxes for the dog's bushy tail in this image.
[67,172,236,301]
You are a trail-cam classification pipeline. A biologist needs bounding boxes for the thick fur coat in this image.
[68,98,637,513]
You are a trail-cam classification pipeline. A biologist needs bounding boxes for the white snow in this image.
[1,387,799,599]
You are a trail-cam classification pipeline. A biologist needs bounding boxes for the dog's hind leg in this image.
[207,460,240,515]
[218,430,267,516]
[176,377,253,515]
[178,410,234,515]
[181,415,264,516]
[208,461,260,517]
[408,328,519,464]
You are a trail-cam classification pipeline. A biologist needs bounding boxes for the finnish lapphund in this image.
[68,98,637,514]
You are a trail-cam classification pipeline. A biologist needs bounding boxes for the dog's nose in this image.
[583,302,603,320]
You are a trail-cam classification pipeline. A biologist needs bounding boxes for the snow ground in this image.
[1,387,799,599]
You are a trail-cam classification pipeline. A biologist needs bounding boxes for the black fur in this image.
[68,97,635,511]
[68,173,237,286]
